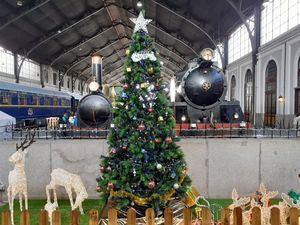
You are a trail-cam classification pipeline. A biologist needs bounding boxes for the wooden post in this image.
[183,208,192,225]
[1,211,11,225]
[270,207,280,225]
[108,208,118,225]
[251,207,261,225]
[71,210,80,225]
[53,210,61,225]
[89,209,99,225]
[20,210,30,225]
[146,208,155,225]
[127,208,136,225]
[221,208,230,225]
[233,207,242,225]
[164,208,173,225]
[202,207,212,225]
[290,207,299,225]
[39,210,48,225]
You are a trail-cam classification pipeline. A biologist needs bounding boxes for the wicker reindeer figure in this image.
[7,130,35,225]
[46,168,88,216]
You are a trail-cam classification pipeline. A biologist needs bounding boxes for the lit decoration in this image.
[122,145,128,150]
[126,67,132,72]
[132,50,157,62]
[106,166,112,172]
[154,138,160,144]
[125,49,130,56]
[170,77,176,102]
[7,131,35,225]
[46,168,88,217]
[229,183,278,225]
[141,83,149,88]
[130,11,152,34]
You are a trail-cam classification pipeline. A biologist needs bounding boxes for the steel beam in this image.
[151,0,224,68]
[0,0,51,31]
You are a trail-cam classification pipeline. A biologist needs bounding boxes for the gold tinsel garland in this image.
[110,175,186,206]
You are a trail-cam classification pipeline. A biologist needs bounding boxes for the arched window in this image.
[230,76,236,101]
[295,57,300,115]
[264,60,277,127]
[244,69,253,122]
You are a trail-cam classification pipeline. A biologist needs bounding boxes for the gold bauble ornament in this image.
[126,67,132,72]
[141,83,149,88]
[158,116,164,121]
[148,67,154,75]
[125,49,130,56]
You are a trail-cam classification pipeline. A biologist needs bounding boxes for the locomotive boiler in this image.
[174,48,244,124]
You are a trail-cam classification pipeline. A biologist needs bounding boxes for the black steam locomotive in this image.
[174,49,244,124]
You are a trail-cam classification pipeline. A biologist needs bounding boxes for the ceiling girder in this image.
[151,0,224,68]
[0,0,51,31]
[20,5,108,58]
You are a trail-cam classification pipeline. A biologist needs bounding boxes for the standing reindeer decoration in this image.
[45,168,88,224]
[7,130,35,225]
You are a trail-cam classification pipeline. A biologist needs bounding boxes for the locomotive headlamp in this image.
[200,48,214,61]
[89,77,99,92]
[234,112,239,119]
[181,115,187,122]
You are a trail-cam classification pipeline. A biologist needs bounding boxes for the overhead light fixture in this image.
[17,0,23,6]
[57,29,62,34]
[160,61,164,66]
[79,47,82,51]
[137,1,143,8]
[181,115,187,122]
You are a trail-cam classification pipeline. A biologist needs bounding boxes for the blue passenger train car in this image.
[0,81,72,126]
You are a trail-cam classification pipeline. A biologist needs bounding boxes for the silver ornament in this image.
[173,183,179,189]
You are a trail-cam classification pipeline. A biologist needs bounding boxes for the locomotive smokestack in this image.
[91,54,103,91]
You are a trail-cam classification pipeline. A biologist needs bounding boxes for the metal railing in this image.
[0,124,299,140]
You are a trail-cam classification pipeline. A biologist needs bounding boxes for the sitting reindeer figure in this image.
[46,168,88,216]
[7,130,35,225]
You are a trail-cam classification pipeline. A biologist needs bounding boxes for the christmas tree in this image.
[97,11,191,212]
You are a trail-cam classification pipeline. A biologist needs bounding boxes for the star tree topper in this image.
[130,11,152,33]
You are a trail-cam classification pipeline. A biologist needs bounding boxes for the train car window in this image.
[32,96,39,105]
[53,98,59,106]
[45,97,51,106]
[19,93,27,105]
[1,92,11,105]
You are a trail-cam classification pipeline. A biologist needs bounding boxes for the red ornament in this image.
[154,138,160,144]
[123,83,129,90]
[138,123,146,131]
[147,107,154,113]
[110,148,117,154]
[148,180,155,189]
[96,186,101,192]
[107,182,114,189]
[122,145,128,150]
[165,137,172,144]
[100,166,106,173]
